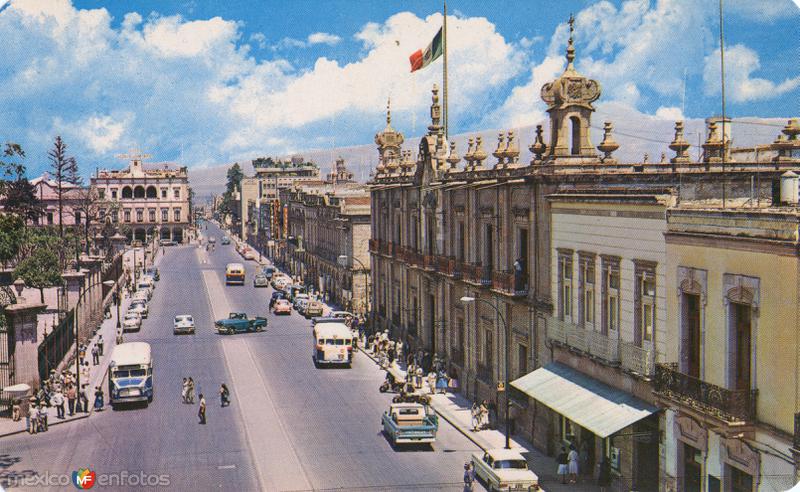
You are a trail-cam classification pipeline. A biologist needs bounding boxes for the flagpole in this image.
[443,0,449,141]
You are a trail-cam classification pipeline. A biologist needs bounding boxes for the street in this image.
[1,221,483,491]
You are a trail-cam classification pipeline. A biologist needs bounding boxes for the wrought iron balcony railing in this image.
[654,363,758,422]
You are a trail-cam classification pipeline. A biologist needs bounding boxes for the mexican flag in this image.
[409,27,443,72]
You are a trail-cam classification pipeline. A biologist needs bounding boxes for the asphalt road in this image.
[0,222,483,491]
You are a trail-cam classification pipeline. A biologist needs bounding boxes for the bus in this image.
[312,322,353,367]
[226,262,245,285]
[108,342,153,408]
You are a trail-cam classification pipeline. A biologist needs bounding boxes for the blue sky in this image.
[1,0,798,179]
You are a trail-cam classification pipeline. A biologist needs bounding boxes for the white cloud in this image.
[307,32,341,45]
[74,114,130,153]
[703,44,800,102]
[727,0,799,22]
[655,106,684,121]
[250,32,266,49]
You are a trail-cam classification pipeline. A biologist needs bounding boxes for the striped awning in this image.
[511,363,658,438]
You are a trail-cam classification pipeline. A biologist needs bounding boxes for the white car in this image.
[471,449,541,491]
[135,283,153,300]
[173,315,195,335]
[242,248,257,261]
[122,311,142,332]
[129,300,149,319]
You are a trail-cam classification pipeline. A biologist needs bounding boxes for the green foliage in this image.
[0,214,24,267]
[14,242,62,302]
[2,177,43,222]
[225,162,243,194]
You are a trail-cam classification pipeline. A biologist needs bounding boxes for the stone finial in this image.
[783,118,800,140]
[669,120,691,163]
[660,152,666,164]
[493,132,507,168]
[530,125,547,162]
[772,119,800,162]
[702,120,724,163]
[428,84,442,135]
[446,141,461,172]
[464,137,475,170]
[596,121,619,162]
[566,13,576,71]
[643,153,649,164]
[472,136,488,170]
[505,130,520,166]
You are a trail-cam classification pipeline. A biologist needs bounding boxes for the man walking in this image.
[91,345,100,365]
[67,383,77,416]
[97,335,104,356]
[198,394,206,424]
[80,384,90,414]
[51,390,65,419]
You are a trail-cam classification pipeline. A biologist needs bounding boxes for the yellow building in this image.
[657,192,800,491]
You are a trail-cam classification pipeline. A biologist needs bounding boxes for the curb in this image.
[0,411,90,439]
[358,347,489,452]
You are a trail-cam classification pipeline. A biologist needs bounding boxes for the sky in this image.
[0,0,798,180]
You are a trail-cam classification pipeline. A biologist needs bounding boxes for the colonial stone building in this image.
[369,19,800,492]
[280,180,371,314]
[92,154,190,243]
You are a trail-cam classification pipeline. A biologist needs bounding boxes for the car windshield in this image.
[175,316,192,323]
[129,369,146,378]
[125,313,138,319]
[112,370,129,378]
[494,459,528,470]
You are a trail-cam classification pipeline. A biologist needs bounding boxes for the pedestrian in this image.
[67,384,77,416]
[557,447,569,484]
[20,398,30,430]
[80,384,90,413]
[51,390,65,419]
[97,335,104,356]
[79,344,86,364]
[436,370,449,394]
[94,386,104,411]
[415,365,424,389]
[181,378,189,403]
[568,443,580,483]
[116,330,123,345]
[198,394,206,424]
[91,345,100,365]
[219,383,230,407]
[463,462,475,491]
[11,398,21,421]
[81,361,90,383]
[597,456,612,491]
[187,378,196,404]
[427,371,437,395]
[28,402,39,434]
[38,402,48,432]
[470,402,480,431]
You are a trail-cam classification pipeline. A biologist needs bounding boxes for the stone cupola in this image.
[375,97,404,175]
[540,14,601,162]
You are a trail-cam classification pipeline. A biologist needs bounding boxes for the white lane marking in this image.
[217,465,236,470]
[202,270,311,491]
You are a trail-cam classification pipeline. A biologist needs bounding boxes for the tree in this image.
[2,176,43,224]
[14,241,62,303]
[0,214,24,268]
[73,187,103,255]
[0,142,26,183]
[188,186,195,226]
[225,163,243,194]
[47,136,81,238]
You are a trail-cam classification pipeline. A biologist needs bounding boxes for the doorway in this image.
[682,443,702,492]
[682,293,701,378]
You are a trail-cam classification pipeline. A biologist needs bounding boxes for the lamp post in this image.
[338,255,370,317]
[74,279,116,398]
[461,295,511,449]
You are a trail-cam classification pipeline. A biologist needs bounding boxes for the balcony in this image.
[435,255,450,273]
[463,263,483,285]
[369,238,379,253]
[546,318,620,365]
[491,270,529,297]
[443,258,464,279]
[655,363,758,423]
[620,341,654,377]
[480,266,492,286]
[423,254,436,271]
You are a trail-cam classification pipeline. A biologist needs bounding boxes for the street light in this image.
[338,255,370,317]
[461,295,512,449]
[73,279,116,397]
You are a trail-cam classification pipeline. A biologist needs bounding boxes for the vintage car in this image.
[471,448,541,492]
[273,299,292,315]
[122,311,142,332]
[207,236,216,244]
[173,314,195,335]
[128,299,149,319]
[215,312,267,335]
[304,300,324,318]
[271,275,290,291]
[135,282,153,300]
[293,293,310,310]
[381,402,438,447]
[221,236,231,245]
[144,267,160,281]
[242,248,257,261]
[253,273,269,288]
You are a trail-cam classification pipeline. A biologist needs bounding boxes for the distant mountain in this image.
[189,114,789,201]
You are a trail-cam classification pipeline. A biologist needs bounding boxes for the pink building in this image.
[29,172,85,227]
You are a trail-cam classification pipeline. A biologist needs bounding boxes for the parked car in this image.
[122,311,142,332]
[261,266,275,280]
[173,314,195,335]
[273,299,292,315]
[293,293,309,310]
[294,298,309,315]
[242,248,257,261]
[221,236,231,245]
[215,312,267,335]
[136,282,153,299]
[271,275,290,291]
[304,300,324,318]
[253,273,269,288]
[128,299,149,319]
[160,239,177,246]
[471,449,541,492]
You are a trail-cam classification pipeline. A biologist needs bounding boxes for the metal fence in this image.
[37,310,74,383]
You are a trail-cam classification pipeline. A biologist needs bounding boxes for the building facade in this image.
[369,20,800,492]
[92,155,190,243]
[29,173,84,227]
[281,181,371,314]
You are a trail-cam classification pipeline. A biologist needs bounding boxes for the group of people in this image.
[181,378,230,424]
[11,368,106,434]
[555,442,612,488]
[469,400,493,432]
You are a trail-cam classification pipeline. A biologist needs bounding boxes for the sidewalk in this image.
[0,246,164,439]
[359,347,602,492]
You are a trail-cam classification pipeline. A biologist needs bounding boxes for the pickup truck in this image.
[215,312,267,335]
[381,402,438,447]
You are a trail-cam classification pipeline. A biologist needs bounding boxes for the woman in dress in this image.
[567,443,580,483]
[94,386,104,411]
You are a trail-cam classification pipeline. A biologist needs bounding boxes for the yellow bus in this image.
[225,262,245,285]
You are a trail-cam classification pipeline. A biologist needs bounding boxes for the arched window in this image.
[121,186,133,199]
[570,116,581,155]
[134,186,145,199]
[146,186,157,198]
